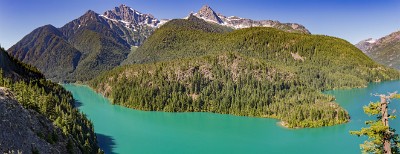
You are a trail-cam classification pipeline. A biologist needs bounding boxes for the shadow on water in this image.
[74,100,83,108]
[96,133,117,154]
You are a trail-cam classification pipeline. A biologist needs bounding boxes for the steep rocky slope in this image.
[0,87,81,153]
[1,47,99,153]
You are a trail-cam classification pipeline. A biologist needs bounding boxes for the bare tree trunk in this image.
[381,96,391,154]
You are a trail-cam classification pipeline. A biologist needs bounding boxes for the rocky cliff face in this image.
[356,31,400,69]
[192,5,310,34]
[103,4,165,27]
[0,87,81,154]
[99,4,168,46]
[61,4,165,47]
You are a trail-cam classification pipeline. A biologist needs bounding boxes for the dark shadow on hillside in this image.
[74,100,83,108]
[96,133,117,154]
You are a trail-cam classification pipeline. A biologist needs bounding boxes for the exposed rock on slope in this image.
[1,46,99,153]
[0,87,81,153]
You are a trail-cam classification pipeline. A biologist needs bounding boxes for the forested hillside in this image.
[7,10,131,82]
[0,47,99,153]
[91,16,400,128]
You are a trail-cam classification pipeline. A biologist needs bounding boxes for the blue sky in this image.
[0,0,399,49]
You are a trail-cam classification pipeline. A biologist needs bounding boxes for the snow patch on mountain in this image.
[366,38,377,44]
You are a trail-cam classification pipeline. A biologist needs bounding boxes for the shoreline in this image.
[62,83,348,129]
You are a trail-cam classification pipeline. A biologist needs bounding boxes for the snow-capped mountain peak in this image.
[191,5,310,34]
[102,4,163,27]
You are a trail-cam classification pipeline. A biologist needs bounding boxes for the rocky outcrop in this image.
[99,4,168,46]
[195,5,224,24]
[355,38,376,54]
[192,5,310,34]
[0,87,81,153]
[103,4,164,27]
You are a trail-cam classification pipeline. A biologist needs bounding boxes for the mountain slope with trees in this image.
[0,46,99,153]
[7,10,131,82]
[92,16,400,128]
[7,5,161,82]
[7,24,82,82]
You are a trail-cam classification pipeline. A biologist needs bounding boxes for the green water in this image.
[63,80,400,154]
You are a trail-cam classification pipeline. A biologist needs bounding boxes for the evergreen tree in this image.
[350,93,400,154]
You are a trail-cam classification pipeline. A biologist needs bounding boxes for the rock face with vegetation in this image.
[0,87,82,153]
[91,16,400,128]
[0,47,99,153]
[356,31,400,70]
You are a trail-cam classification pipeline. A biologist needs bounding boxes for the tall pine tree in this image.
[350,93,400,154]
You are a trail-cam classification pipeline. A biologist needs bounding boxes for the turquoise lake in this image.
[63,80,400,154]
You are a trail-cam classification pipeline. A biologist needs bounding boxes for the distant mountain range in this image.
[7,4,310,82]
[356,30,400,69]
[192,5,310,33]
